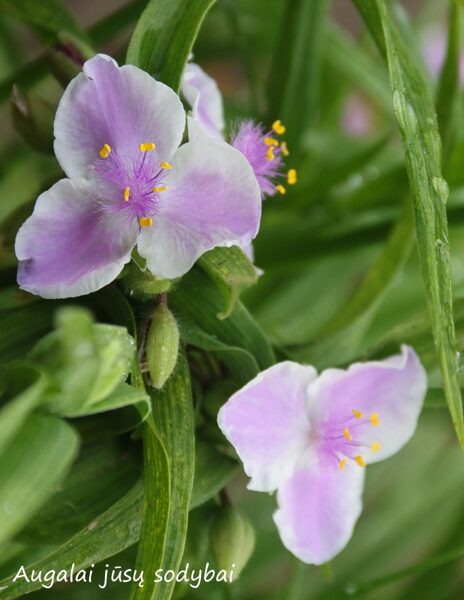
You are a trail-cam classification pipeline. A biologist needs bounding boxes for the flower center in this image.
[96,142,172,227]
[318,408,381,472]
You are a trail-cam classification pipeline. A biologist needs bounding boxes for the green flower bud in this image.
[146,304,179,389]
[210,507,255,580]
[11,86,55,154]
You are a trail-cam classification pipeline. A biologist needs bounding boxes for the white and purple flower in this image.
[181,61,296,199]
[218,346,427,565]
[15,54,262,298]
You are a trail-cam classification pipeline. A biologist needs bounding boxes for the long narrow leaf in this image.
[353,0,464,445]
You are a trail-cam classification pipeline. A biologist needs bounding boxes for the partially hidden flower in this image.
[15,54,261,299]
[181,61,296,199]
[217,346,427,565]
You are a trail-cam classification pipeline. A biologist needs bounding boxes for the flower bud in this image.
[11,86,55,154]
[146,304,179,389]
[48,32,93,87]
[210,507,255,580]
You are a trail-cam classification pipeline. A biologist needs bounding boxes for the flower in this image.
[15,54,261,299]
[180,61,225,140]
[180,62,296,199]
[217,346,427,565]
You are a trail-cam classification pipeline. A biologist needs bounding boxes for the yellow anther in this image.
[139,216,153,227]
[281,141,289,156]
[370,413,380,426]
[153,185,168,193]
[139,142,156,152]
[343,427,352,441]
[99,144,111,159]
[339,458,347,472]
[287,169,297,185]
[355,455,365,468]
[275,184,286,195]
[272,119,286,135]
[267,146,275,161]
[352,409,364,419]
[371,442,381,453]
[264,136,279,147]
[123,186,130,202]
[160,162,172,170]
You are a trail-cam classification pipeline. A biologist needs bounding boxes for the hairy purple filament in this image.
[94,146,168,221]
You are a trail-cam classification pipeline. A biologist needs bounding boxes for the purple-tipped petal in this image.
[308,346,427,466]
[137,140,262,279]
[273,461,364,565]
[181,62,224,140]
[54,54,185,180]
[15,179,138,298]
[217,362,317,492]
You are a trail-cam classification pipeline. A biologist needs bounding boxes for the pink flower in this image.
[218,346,427,564]
[15,55,261,298]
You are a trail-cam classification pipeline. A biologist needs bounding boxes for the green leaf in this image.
[436,1,462,164]
[198,246,259,319]
[63,382,150,420]
[0,482,144,600]
[292,207,414,367]
[0,414,79,546]
[30,307,136,415]
[126,0,216,91]
[267,0,328,150]
[178,316,260,384]
[132,352,195,600]
[0,0,85,44]
[171,268,275,371]
[0,364,48,455]
[190,441,237,510]
[353,0,464,445]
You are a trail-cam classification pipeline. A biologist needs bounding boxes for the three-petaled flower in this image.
[16,54,262,298]
[218,346,427,565]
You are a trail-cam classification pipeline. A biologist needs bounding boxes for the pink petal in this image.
[181,62,224,140]
[308,346,427,465]
[137,140,261,279]
[217,362,317,492]
[54,54,185,180]
[15,179,137,298]
[274,461,364,565]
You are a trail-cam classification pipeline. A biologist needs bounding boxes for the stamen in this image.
[370,413,380,426]
[355,455,365,468]
[339,458,347,471]
[281,141,289,156]
[160,162,172,170]
[264,136,279,147]
[99,143,111,159]
[139,142,156,152]
[124,186,130,202]
[287,169,297,185]
[371,442,381,453]
[275,184,286,195]
[139,216,153,227]
[352,409,364,419]
[153,185,168,193]
[343,427,352,441]
[267,146,275,161]
[272,119,286,135]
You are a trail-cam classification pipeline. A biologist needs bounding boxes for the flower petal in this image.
[54,54,185,179]
[217,362,317,492]
[15,179,138,298]
[137,140,262,279]
[308,346,427,464]
[273,461,364,565]
[181,62,224,140]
